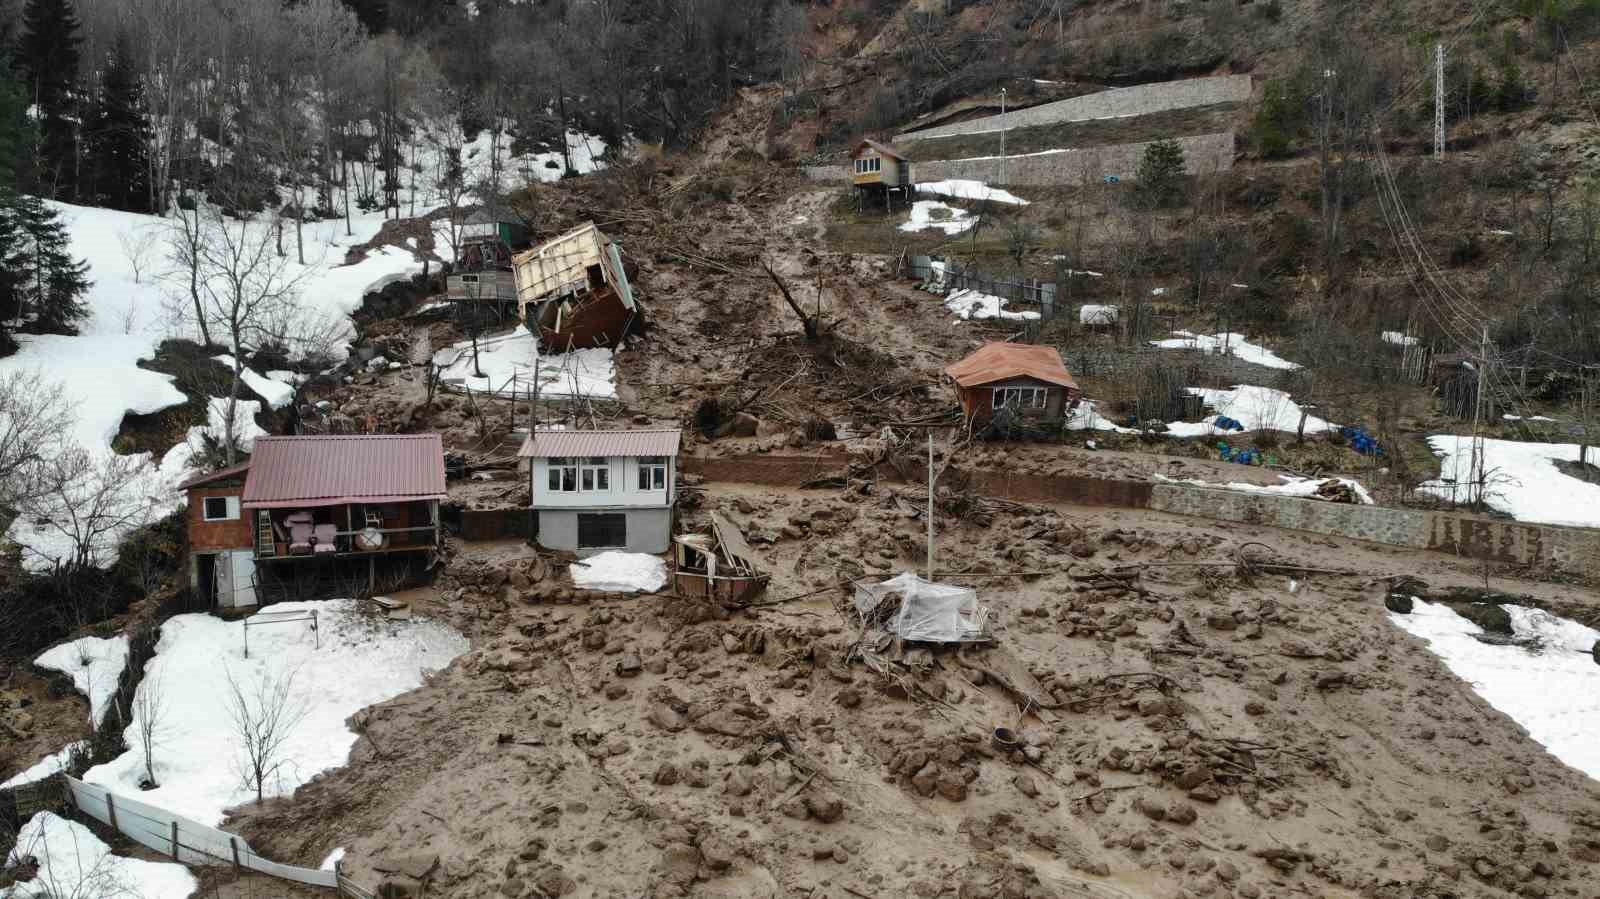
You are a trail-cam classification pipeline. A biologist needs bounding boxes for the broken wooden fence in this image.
[905,256,1057,320]
[62,775,372,896]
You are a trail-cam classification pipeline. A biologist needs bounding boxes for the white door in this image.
[217,551,257,608]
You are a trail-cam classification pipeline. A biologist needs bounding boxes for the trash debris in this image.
[673,511,769,605]
[852,573,992,644]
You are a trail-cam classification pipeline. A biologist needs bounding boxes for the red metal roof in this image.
[945,342,1079,389]
[242,435,447,509]
[177,461,251,491]
[517,429,681,459]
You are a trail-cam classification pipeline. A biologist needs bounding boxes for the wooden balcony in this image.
[447,271,517,303]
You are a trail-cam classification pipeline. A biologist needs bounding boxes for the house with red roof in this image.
[944,341,1081,426]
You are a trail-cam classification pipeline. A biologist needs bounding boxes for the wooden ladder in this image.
[255,511,275,557]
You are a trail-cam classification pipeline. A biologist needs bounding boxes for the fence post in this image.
[171,820,179,859]
[106,792,118,832]
[231,837,241,875]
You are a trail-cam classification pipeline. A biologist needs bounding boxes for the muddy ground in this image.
[227,477,1600,899]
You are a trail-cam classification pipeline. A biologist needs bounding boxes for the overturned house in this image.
[512,222,641,351]
[673,511,769,605]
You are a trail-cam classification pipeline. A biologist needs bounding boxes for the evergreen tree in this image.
[17,0,83,200]
[83,37,152,213]
[1135,139,1187,209]
[0,54,32,193]
[0,193,91,335]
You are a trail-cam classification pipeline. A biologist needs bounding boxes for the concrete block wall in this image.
[895,75,1253,144]
[910,132,1234,186]
[803,165,847,183]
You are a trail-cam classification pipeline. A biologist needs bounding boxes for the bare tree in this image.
[20,451,154,572]
[6,813,138,899]
[223,663,311,804]
[133,670,168,789]
[0,370,77,510]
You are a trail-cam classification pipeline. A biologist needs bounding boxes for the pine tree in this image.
[1135,139,1187,209]
[17,0,84,201]
[0,193,91,334]
[83,37,152,213]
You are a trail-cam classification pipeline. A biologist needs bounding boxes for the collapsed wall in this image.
[894,75,1253,143]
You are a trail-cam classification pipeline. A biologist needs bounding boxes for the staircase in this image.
[256,511,275,557]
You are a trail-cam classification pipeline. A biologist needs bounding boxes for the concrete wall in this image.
[684,453,1598,579]
[912,132,1235,186]
[895,75,1253,143]
[536,507,672,557]
[803,165,847,184]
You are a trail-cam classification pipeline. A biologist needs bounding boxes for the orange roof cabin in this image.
[851,139,913,209]
[945,342,1082,426]
[177,435,447,609]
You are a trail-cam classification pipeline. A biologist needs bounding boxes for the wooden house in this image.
[512,222,641,351]
[446,206,527,308]
[851,139,913,209]
[178,435,447,608]
[945,341,1081,426]
[673,511,768,605]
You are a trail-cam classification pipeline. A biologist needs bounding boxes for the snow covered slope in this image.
[1419,435,1600,527]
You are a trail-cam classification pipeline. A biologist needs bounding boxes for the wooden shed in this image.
[945,341,1081,426]
[851,139,913,208]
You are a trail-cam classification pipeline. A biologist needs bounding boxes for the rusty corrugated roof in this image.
[944,342,1079,389]
[517,429,682,459]
[241,435,447,509]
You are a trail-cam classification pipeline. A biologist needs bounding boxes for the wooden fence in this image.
[62,776,371,895]
[904,256,1057,320]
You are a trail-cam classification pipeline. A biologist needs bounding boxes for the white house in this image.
[517,428,682,555]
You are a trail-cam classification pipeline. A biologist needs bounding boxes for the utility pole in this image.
[1471,325,1488,507]
[999,87,1008,186]
[1434,42,1446,159]
[926,433,935,581]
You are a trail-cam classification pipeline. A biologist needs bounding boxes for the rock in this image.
[722,412,760,437]
[909,764,939,797]
[648,704,686,732]
[832,846,849,864]
[806,794,844,823]
[1069,540,1096,558]
[1188,783,1222,803]
[1013,773,1040,798]
[1215,860,1239,883]
[733,497,756,514]
[1244,700,1267,716]
[835,688,861,708]
[1136,795,1167,821]
[1206,614,1238,631]
[1175,765,1212,790]
[699,836,735,874]
[1167,803,1198,825]
[721,633,741,653]
[653,762,680,785]
[935,770,968,802]
[725,768,754,797]
[1443,601,1512,635]
[616,652,642,677]
[1384,593,1414,614]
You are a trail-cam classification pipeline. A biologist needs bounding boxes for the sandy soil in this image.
[226,478,1600,899]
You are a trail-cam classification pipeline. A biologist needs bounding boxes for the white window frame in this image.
[547,457,578,492]
[992,387,1048,410]
[579,457,610,493]
[202,496,238,521]
[637,456,668,491]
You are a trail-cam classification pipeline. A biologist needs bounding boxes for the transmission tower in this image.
[1434,42,1446,159]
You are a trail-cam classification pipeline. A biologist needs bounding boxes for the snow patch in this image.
[1155,473,1374,504]
[214,355,295,410]
[1391,600,1600,781]
[570,552,668,594]
[3,811,197,899]
[943,288,1040,322]
[1150,331,1301,370]
[0,742,87,791]
[1381,331,1419,347]
[899,200,974,235]
[431,325,616,399]
[1419,436,1600,527]
[35,636,129,727]
[83,600,468,827]
[916,180,1029,206]
[319,847,346,871]
[1066,400,1134,433]
[1163,385,1334,437]
[1079,304,1118,325]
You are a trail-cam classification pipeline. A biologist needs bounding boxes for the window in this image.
[637,456,667,491]
[578,513,627,549]
[580,457,610,492]
[202,496,237,521]
[992,387,1048,410]
[854,157,881,174]
[547,457,578,492]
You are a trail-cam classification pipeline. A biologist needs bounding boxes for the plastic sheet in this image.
[855,573,991,643]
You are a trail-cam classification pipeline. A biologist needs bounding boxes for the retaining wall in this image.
[912,132,1235,186]
[895,75,1253,143]
[685,453,1598,578]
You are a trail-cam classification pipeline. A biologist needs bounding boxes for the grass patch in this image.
[903,103,1243,163]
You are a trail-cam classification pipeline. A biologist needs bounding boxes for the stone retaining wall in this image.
[895,75,1253,143]
[685,453,1597,578]
[911,132,1234,186]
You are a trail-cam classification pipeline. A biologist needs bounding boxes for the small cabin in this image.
[446,206,527,307]
[945,341,1082,426]
[851,139,913,209]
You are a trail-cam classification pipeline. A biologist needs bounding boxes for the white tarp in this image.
[855,573,991,643]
